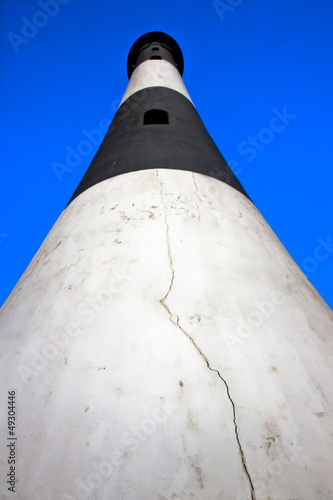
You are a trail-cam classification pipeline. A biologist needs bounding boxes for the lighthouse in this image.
[0,31,333,500]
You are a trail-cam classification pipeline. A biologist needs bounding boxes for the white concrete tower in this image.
[1,32,333,500]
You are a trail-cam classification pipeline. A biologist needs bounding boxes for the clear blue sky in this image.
[0,0,332,308]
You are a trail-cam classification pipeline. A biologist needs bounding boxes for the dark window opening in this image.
[144,109,169,125]
[151,46,160,51]
[150,55,162,60]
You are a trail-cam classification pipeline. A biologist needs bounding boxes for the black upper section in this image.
[69,87,249,203]
[127,31,184,78]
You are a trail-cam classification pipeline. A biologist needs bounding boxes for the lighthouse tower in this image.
[1,32,333,500]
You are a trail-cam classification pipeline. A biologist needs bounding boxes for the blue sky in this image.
[0,0,332,309]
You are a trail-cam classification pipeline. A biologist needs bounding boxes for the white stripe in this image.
[120,59,193,107]
[1,169,333,496]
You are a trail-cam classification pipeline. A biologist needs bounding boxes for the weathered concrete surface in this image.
[0,169,332,500]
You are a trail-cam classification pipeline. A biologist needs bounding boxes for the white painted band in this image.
[119,60,193,107]
[1,169,333,498]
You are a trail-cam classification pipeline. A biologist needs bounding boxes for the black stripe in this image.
[68,87,249,204]
[127,31,184,77]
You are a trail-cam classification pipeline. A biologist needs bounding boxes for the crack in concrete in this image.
[191,172,202,223]
[157,169,256,500]
[156,170,175,305]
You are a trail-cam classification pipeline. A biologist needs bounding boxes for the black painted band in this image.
[127,31,184,78]
[68,87,249,204]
